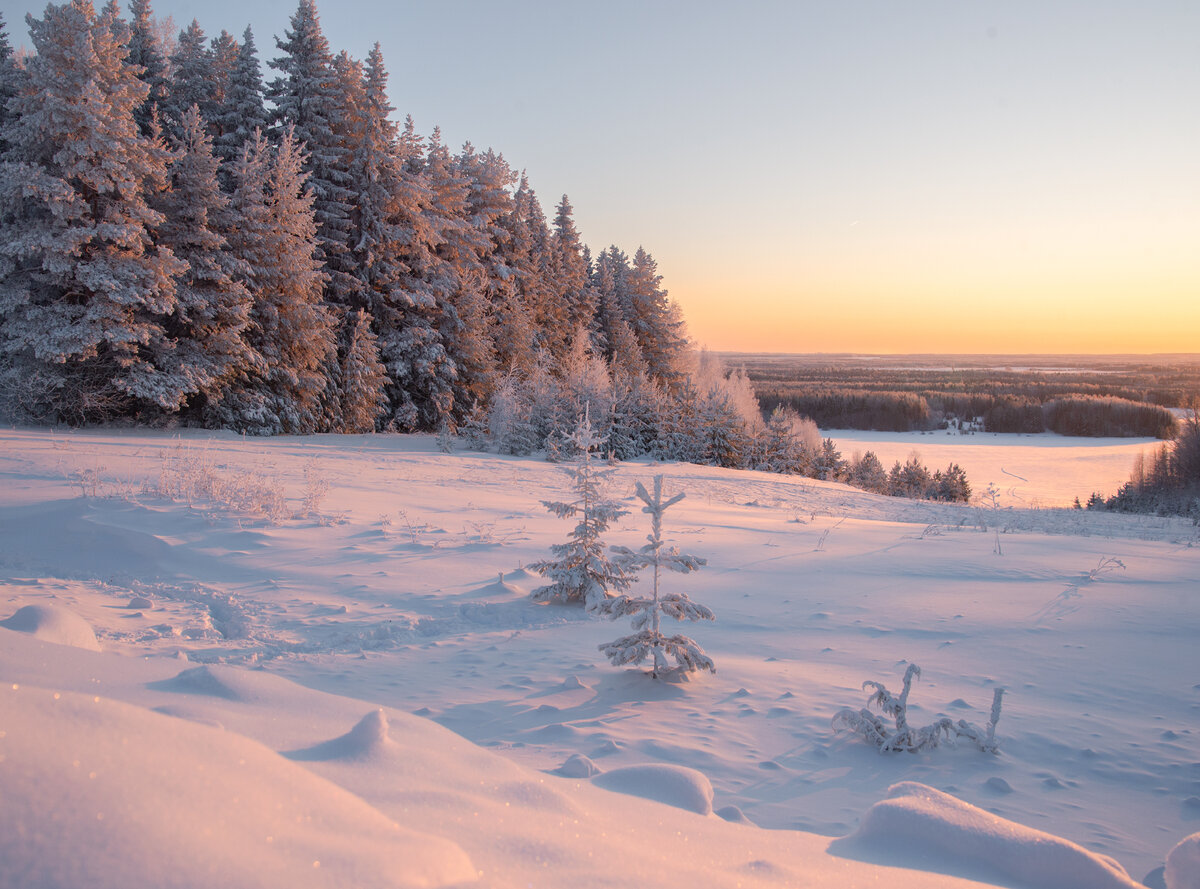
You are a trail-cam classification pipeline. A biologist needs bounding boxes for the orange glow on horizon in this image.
[669,252,1200,356]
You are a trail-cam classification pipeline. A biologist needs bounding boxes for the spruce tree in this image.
[0,13,27,157]
[383,126,462,429]
[628,247,688,388]
[154,104,260,419]
[550,195,596,340]
[597,476,715,677]
[268,0,354,305]
[126,0,168,134]
[163,20,212,135]
[531,408,631,610]
[211,26,268,171]
[334,308,386,433]
[490,175,545,373]
[206,30,239,139]
[0,0,187,422]
[216,127,335,433]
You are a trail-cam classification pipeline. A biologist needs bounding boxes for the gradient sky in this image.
[5,0,1199,354]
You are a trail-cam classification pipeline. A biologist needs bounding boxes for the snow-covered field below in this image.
[829,427,1160,508]
[2,427,1198,889]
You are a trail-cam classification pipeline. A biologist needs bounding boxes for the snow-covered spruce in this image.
[530,408,631,610]
[595,475,715,677]
[833,664,1004,753]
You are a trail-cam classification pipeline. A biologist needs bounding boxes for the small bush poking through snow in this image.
[833,664,1005,753]
[530,408,631,610]
[596,475,715,677]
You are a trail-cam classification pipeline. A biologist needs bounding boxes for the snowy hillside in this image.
[2,427,1198,889]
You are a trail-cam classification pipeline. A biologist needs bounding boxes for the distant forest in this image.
[740,356,1198,439]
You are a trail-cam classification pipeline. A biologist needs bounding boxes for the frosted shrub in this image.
[530,408,631,610]
[155,443,288,522]
[596,475,715,678]
[833,664,1004,754]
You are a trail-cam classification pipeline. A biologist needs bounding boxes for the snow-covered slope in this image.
[1,427,1197,888]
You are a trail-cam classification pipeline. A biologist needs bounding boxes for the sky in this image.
[4,0,1199,354]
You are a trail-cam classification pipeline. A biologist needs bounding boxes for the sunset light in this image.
[2,3,1198,887]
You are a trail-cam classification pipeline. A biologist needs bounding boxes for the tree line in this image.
[758,381,1180,436]
[1084,412,1200,520]
[0,0,692,435]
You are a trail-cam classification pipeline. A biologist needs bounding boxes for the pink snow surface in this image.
[1,427,1197,887]
[835,781,1142,888]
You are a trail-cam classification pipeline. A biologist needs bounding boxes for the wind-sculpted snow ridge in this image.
[832,781,1143,889]
[0,684,477,889]
[1,602,101,651]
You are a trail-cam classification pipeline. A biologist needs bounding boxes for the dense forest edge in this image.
[1085,413,1200,521]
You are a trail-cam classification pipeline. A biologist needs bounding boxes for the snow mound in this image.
[0,603,100,651]
[1167,833,1200,889]
[593,763,714,815]
[553,752,601,778]
[834,781,1141,889]
[717,804,756,825]
[0,684,476,889]
[285,709,395,761]
[148,664,291,703]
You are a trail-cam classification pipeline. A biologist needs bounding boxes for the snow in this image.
[834,781,1142,888]
[1,426,1198,888]
[592,763,715,815]
[0,602,101,651]
[1167,834,1200,889]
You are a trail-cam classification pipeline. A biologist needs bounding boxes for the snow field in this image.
[1,426,1198,888]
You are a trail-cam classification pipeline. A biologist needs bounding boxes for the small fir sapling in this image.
[833,664,1004,753]
[530,408,631,610]
[596,475,715,677]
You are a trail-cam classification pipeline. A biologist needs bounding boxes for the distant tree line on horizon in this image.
[746,361,1191,439]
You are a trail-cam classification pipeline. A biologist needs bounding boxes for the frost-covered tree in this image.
[489,175,545,372]
[213,127,334,433]
[531,408,631,610]
[162,20,212,135]
[933,463,971,502]
[889,454,932,498]
[597,476,715,677]
[813,438,846,481]
[333,308,386,433]
[205,29,239,136]
[442,143,513,414]
[268,0,353,304]
[608,371,665,460]
[154,104,260,419]
[0,0,188,423]
[627,247,688,388]
[550,194,596,337]
[126,0,169,135]
[848,450,889,493]
[211,26,268,172]
[760,405,810,473]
